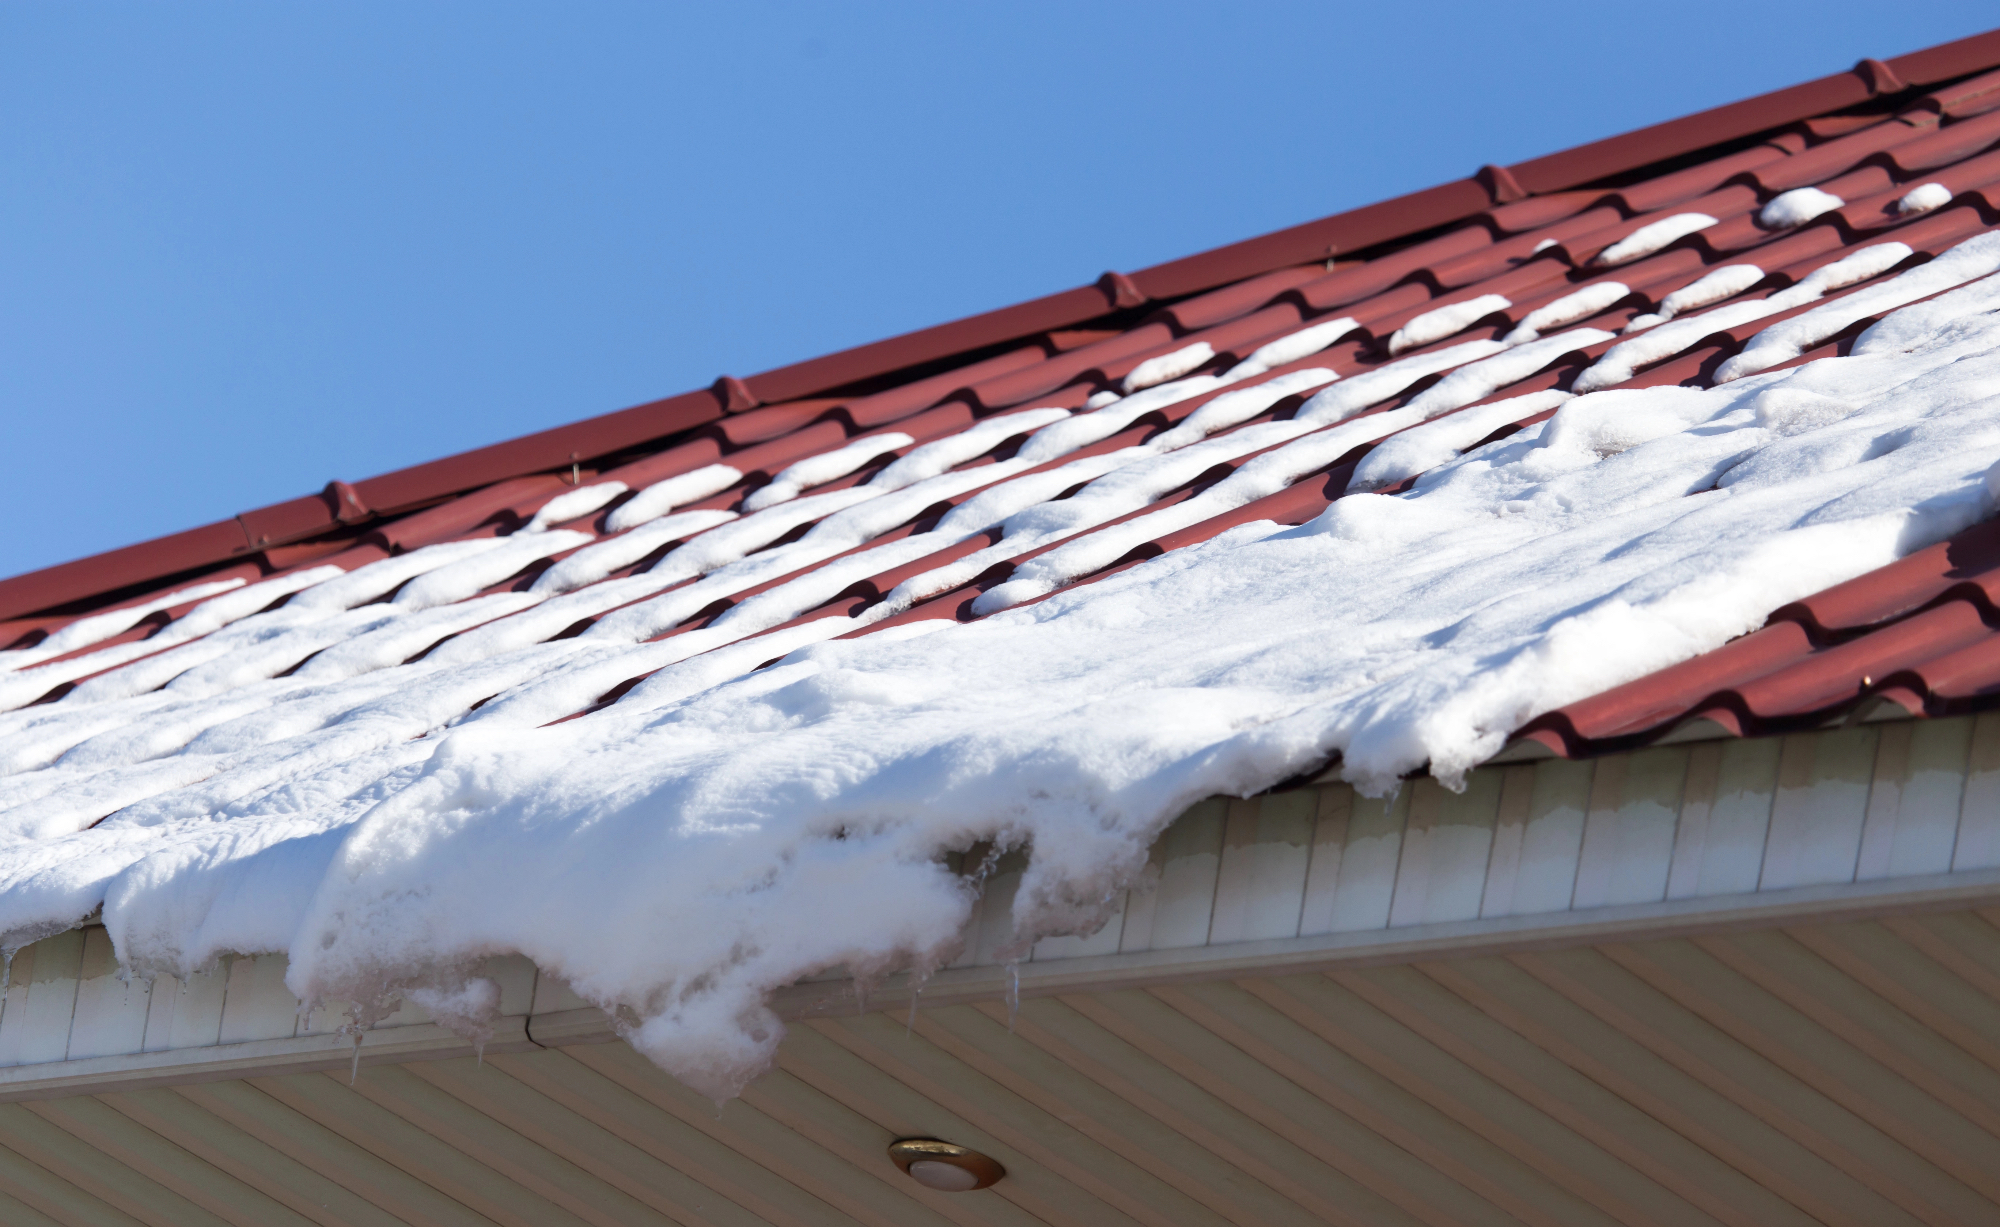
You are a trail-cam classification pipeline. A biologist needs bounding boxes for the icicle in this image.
[852,974,868,1016]
[1005,962,1021,1033]
[1,948,13,998]
[905,987,922,1038]
[475,1035,487,1068]
[349,1031,364,1085]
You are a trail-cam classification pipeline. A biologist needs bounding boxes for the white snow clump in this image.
[1591,213,1716,266]
[1897,182,1953,215]
[1758,187,1844,229]
[1387,294,1510,355]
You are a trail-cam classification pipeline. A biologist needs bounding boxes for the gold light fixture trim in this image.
[887,1138,1005,1191]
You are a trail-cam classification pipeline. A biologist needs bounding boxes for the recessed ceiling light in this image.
[887,1139,1005,1192]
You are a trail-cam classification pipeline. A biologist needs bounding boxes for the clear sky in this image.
[4,3,1995,580]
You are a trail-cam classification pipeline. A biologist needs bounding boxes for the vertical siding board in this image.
[65,929,150,1061]
[1666,743,1724,901]
[1297,785,1354,937]
[1952,712,2000,871]
[217,954,300,1044]
[1208,798,1265,944]
[1693,737,1782,896]
[1116,835,1166,954]
[1575,749,1687,909]
[0,943,38,1066]
[1120,799,1226,951]
[1479,765,1538,919]
[1611,746,1688,907]
[1860,719,1972,881]
[1387,779,1448,928]
[0,932,82,1067]
[1150,799,1227,950]
[1570,753,1630,910]
[1512,757,1593,914]
[1856,723,1915,882]
[1329,786,1411,932]
[1425,768,1502,924]
[144,964,229,1051]
[1890,718,1973,878]
[141,972,179,1052]
[1761,727,1876,890]
[1208,792,1315,945]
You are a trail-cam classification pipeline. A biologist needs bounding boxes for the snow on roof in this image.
[9,39,2000,1098]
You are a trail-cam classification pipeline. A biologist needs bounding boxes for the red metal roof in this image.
[10,27,2000,760]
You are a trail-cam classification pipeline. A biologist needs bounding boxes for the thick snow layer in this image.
[1386,294,1510,355]
[13,227,2000,1106]
[1898,182,1953,215]
[1758,187,1844,229]
[1592,213,1717,266]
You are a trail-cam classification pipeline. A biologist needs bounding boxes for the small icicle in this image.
[1006,963,1021,1033]
[349,1032,364,1085]
[905,987,922,1038]
[475,1033,487,1068]
[852,975,869,1017]
[2,948,15,998]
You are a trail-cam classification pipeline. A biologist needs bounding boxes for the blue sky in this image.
[3,3,1994,580]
